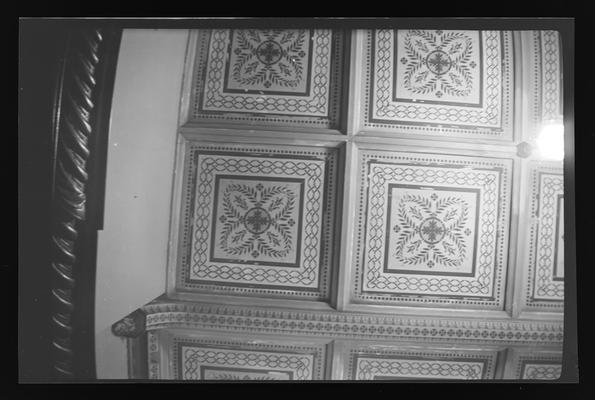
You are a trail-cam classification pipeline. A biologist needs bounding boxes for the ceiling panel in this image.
[359,29,514,140]
[174,141,340,301]
[149,330,330,380]
[504,347,562,380]
[189,29,346,131]
[351,148,513,310]
[134,28,570,381]
[518,161,564,313]
[341,343,501,380]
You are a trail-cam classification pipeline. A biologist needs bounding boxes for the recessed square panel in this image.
[167,333,328,380]
[394,30,482,106]
[210,176,305,267]
[345,345,499,380]
[353,149,512,309]
[386,185,479,276]
[176,142,339,301]
[362,30,513,139]
[522,162,564,311]
[224,30,313,96]
[191,29,345,130]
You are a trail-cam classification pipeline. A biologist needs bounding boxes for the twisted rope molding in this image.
[142,302,563,346]
[49,29,104,379]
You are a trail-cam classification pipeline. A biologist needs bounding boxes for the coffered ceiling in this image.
[133,28,567,381]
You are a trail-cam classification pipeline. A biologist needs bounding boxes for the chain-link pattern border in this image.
[363,163,500,297]
[363,30,513,138]
[200,30,331,117]
[191,156,323,286]
[533,171,564,300]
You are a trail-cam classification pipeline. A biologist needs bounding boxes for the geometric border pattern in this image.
[506,349,562,380]
[148,331,161,380]
[190,30,345,130]
[540,31,562,121]
[175,142,339,301]
[522,162,564,311]
[142,302,564,346]
[527,30,563,140]
[353,149,512,310]
[346,346,499,380]
[362,30,514,140]
[521,361,562,380]
[171,335,327,380]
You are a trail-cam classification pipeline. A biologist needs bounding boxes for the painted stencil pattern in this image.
[507,351,563,380]
[398,30,480,102]
[522,363,562,380]
[354,151,511,309]
[181,347,313,380]
[391,190,476,273]
[541,31,562,121]
[227,30,310,92]
[203,370,289,380]
[524,165,564,308]
[171,338,325,380]
[178,144,337,299]
[347,348,497,380]
[364,29,512,138]
[356,358,483,380]
[213,178,303,264]
[192,29,343,128]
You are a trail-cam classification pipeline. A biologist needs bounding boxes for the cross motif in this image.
[217,182,297,260]
[393,193,470,268]
[400,30,475,98]
[420,218,446,243]
[256,41,282,65]
[244,208,272,234]
[426,50,452,75]
[230,30,309,89]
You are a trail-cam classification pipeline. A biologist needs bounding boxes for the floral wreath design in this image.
[231,30,308,89]
[400,30,476,98]
[393,192,472,268]
[218,182,296,259]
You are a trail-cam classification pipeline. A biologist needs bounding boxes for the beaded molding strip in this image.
[142,302,563,346]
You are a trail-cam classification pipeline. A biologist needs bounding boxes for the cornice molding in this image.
[142,301,563,346]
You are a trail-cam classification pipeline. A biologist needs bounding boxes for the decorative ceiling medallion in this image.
[353,150,512,309]
[176,142,339,301]
[346,345,499,380]
[522,162,564,311]
[363,30,513,139]
[190,29,344,130]
[167,333,328,380]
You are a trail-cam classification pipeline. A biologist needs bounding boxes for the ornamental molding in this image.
[112,309,146,338]
[49,28,117,379]
[141,302,563,346]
